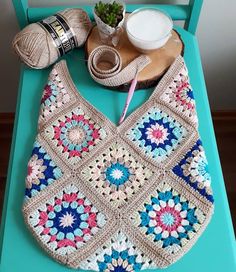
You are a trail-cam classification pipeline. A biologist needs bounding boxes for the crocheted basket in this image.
[22,55,214,270]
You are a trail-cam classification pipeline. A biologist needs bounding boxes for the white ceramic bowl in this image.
[126,8,173,52]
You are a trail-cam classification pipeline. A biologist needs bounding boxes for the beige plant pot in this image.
[93,2,125,47]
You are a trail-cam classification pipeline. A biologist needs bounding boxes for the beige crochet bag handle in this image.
[87,45,151,86]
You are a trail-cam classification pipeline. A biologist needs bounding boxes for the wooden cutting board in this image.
[85,26,184,91]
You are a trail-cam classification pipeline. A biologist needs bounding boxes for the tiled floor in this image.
[0,113,235,232]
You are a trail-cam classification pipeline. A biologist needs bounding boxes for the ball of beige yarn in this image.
[13,8,92,69]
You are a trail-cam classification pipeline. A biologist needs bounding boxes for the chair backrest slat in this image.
[27,4,190,22]
[12,1,203,34]
[184,0,203,34]
[12,0,28,29]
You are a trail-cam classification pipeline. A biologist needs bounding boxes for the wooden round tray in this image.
[85,26,184,91]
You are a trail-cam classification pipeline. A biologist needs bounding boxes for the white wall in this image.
[197,0,236,110]
[0,0,235,112]
[0,0,20,112]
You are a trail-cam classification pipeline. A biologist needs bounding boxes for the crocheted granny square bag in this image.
[22,55,214,271]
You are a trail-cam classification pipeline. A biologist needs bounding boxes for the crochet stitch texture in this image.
[23,55,214,271]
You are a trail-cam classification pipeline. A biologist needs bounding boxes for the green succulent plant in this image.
[95,1,124,28]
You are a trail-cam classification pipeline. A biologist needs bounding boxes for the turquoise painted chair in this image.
[1,1,235,271]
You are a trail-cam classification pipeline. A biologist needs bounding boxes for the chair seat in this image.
[0,26,235,272]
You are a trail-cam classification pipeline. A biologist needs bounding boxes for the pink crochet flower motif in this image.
[26,154,46,189]
[40,76,70,119]
[52,111,106,160]
[41,84,53,104]
[147,199,187,238]
[145,124,169,145]
[174,74,195,110]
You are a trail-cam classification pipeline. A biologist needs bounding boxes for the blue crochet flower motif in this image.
[40,191,106,242]
[186,89,194,99]
[25,141,62,199]
[52,205,83,235]
[105,162,130,186]
[128,108,186,162]
[98,249,143,271]
[172,139,213,203]
[29,185,106,255]
[138,188,200,249]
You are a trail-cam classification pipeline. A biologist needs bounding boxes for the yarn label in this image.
[38,14,78,57]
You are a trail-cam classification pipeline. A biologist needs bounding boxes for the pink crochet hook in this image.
[119,72,138,125]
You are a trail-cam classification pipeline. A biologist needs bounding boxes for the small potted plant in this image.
[93,1,125,46]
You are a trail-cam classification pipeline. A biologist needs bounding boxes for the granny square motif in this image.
[22,56,214,271]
